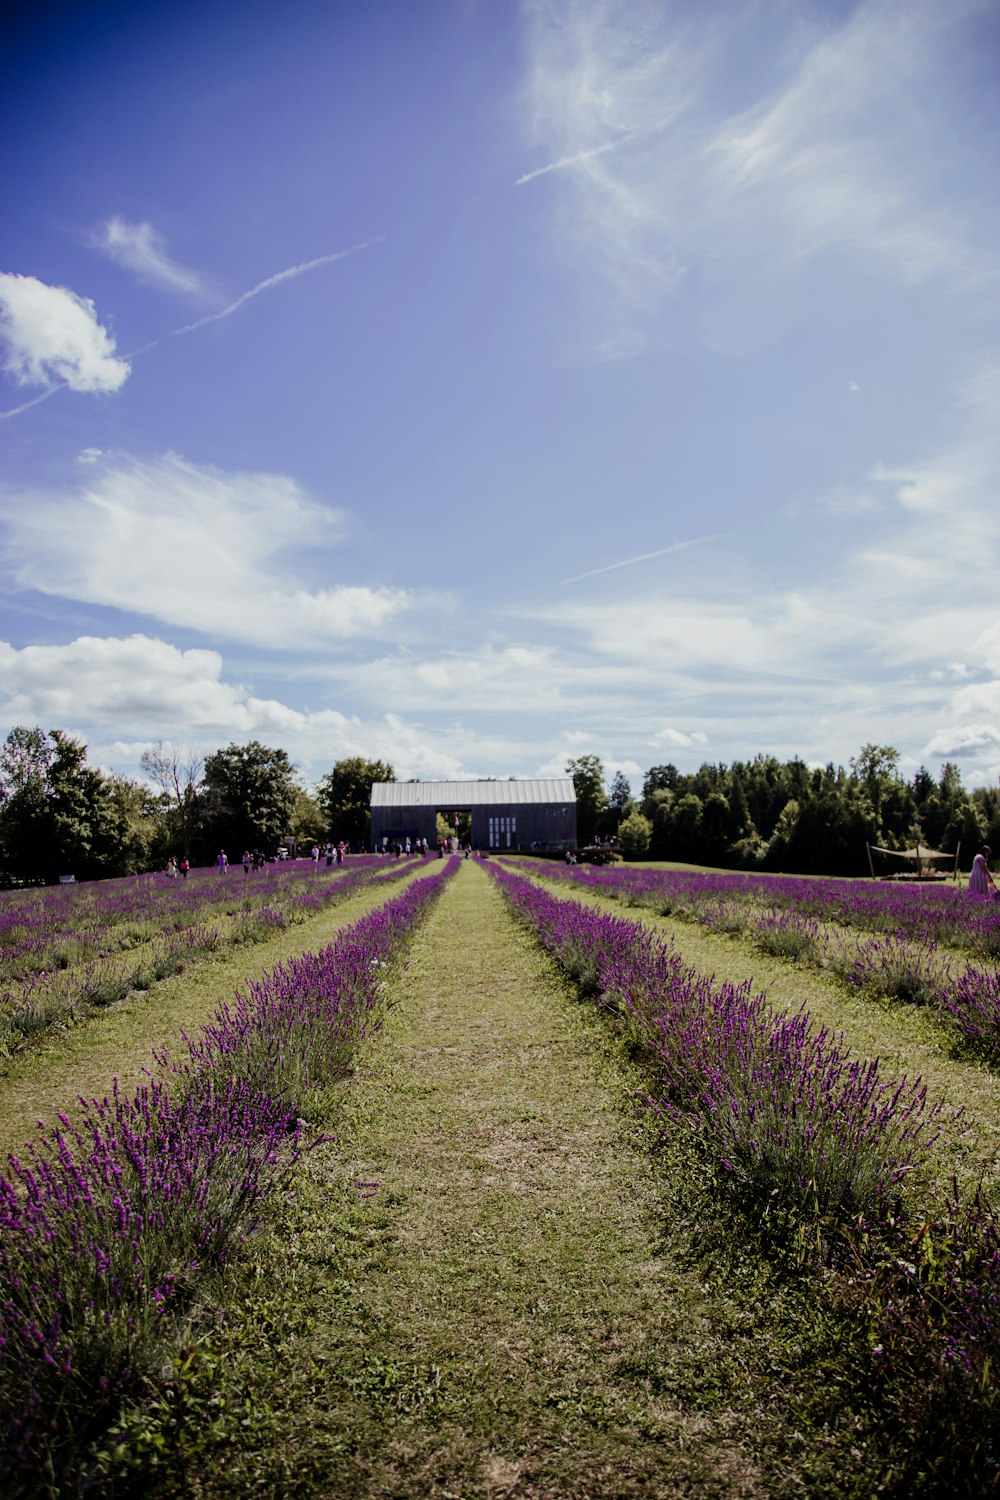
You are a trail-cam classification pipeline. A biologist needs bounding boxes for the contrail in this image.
[172,236,386,336]
[0,387,62,420]
[516,138,628,186]
[561,531,734,585]
[0,236,385,418]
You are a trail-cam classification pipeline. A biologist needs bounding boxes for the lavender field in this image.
[0,856,424,1059]
[1,857,997,1496]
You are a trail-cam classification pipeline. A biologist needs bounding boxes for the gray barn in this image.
[370,778,577,852]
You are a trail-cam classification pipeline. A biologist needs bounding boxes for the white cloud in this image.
[707,2,978,283]
[0,634,530,783]
[329,641,638,716]
[0,272,130,393]
[93,217,206,297]
[653,727,708,748]
[924,723,1000,759]
[1,452,412,650]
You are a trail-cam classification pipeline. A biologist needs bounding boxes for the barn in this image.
[369,778,577,853]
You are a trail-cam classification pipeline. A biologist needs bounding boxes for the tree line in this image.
[567,746,994,874]
[0,728,395,887]
[0,725,992,886]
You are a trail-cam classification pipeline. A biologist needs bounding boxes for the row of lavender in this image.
[0,858,425,1058]
[487,862,999,1476]
[525,862,1000,954]
[510,860,1000,1064]
[0,856,390,981]
[0,858,458,1487]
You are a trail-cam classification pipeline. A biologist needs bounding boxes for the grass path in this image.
[0,863,430,1161]
[158,860,830,1498]
[514,865,1000,1198]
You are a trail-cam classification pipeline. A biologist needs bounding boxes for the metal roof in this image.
[370,778,576,809]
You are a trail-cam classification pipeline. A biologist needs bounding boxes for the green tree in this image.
[642,764,679,804]
[0,728,148,883]
[971,785,1000,852]
[943,799,983,856]
[607,770,634,823]
[924,763,975,852]
[202,741,298,856]
[0,727,53,881]
[668,792,704,861]
[566,755,607,846]
[290,787,328,850]
[784,789,875,876]
[766,799,801,869]
[316,757,395,848]
[850,744,901,836]
[103,775,162,874]
[700,791,733,862]
[617,809,652,859]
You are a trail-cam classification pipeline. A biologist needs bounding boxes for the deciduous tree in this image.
[617,809,652,859]
[566,755,607,846]
[316,757,395,848]
[202,741,298,856]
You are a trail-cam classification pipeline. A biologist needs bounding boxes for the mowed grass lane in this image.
[0,861,433,1162]
[151,860,840,1499]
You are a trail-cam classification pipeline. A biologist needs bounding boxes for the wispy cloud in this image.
[520,0,996,347]
[2,451,411,650]
[706,0,983,283]
[92,217,207,297]
[562,531,734,585]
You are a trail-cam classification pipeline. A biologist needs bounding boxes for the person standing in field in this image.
[179,857,190,877]
[242,850,252,876]
[968,845,999,898]
[216,850,228,875]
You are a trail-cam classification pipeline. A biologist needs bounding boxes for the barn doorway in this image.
[436,808,472,846]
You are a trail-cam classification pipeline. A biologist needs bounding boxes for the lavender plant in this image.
[489,863,938,1237]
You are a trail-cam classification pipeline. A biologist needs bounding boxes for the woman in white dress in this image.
[969,845,998,898]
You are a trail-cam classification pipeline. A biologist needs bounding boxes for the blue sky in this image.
[2,0,999,793]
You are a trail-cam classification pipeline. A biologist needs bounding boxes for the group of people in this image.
[312,842,348,866]
[164,856,190,878]
[213,849,266,875]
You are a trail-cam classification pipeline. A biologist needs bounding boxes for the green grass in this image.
[95,862,891,1499]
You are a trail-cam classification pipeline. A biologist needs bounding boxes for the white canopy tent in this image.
[866,842,960,880]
